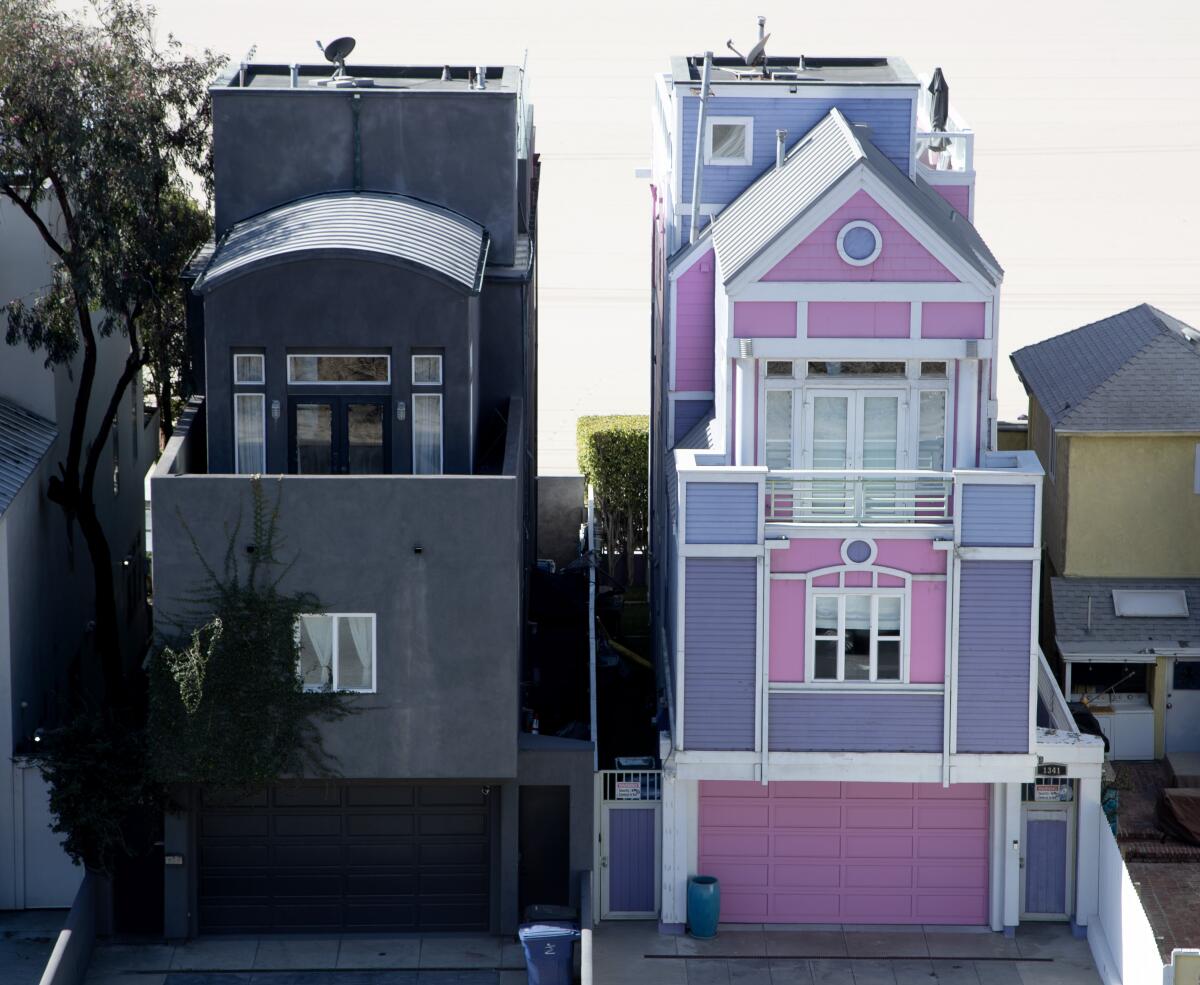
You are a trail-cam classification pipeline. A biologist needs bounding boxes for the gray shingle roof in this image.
[1010,304,1200,432]
[709,109,1001,287]
[0,397,56,517]
[1052,577,1200,651]
[194,192,490,295]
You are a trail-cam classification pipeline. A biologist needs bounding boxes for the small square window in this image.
[297,613,376,693]
[766,360,794,379]
[234,353,265,385]
[706,117,753,166]
[412,354,443,386]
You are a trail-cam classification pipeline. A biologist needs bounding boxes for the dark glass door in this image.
[290,398,388,474]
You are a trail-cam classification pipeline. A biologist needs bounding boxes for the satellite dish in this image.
[316,36,356,78]
[745,32,771,66]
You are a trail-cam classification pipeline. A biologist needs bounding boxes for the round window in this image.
[837,221,882,266]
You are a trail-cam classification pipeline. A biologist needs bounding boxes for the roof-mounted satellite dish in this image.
[317,36,356,78]
[726,17,771,77]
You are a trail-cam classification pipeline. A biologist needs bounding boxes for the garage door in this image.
[699,781,989,924]
[198,783,491,933]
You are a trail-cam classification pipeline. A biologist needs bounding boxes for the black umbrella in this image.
[928,67,949,151]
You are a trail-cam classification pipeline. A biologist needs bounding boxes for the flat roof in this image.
[217,63,521,93]
[671,54,917,86]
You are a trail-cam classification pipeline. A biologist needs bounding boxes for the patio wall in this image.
[1088,813,1165,985]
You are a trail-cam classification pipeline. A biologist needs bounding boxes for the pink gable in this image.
[763,191,958,283]
[675,250,715,391]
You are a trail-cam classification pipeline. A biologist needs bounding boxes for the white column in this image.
[1075,775,1102,928]
[1003,781,1022,929]
[734,357,756,467]
[659,766,693,927]
[989,783,1005,932]
[956,358,980,468]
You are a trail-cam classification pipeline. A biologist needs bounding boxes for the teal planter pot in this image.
[687,875,720,938]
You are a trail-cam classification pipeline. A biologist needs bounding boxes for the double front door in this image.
[289,397,389,474]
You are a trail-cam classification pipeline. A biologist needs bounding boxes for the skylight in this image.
[1112,590,1189,618]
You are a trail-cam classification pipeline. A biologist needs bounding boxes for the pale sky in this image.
[138,0,1200,473]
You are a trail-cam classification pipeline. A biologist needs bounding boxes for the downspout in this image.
[351,94,363,192]
[775,129,787,169]
[588,485,598,772]
[688,52,713,244]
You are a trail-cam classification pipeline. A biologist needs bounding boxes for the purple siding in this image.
[608,807,657,912]
[684,558,757,750]
[956,561,1033,754]
[769,692,943,752]
[686,482,759,544]
[960,485,1036,547]
[674,399,711,444]
[675,251,715,391]
[1024,817,1068,915]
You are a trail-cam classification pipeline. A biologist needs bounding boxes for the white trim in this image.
[411,392,444,474]
[746,338,994,360]
[286,353,391,386]
[672,390,716,401]
[1020,803,1075,921]
[233,392,266,475]
[296,612,378,694]
[806,583,909,684]
[836,220,883,266]
[703,116,754,166]
[411,353,443,386]
[671,749,1036,783]
[840,537,878,566]
[233,352,265,386]
[682,82,919,101]
[736,282,990,302]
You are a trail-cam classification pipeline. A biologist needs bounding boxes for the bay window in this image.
[810,592,904,683]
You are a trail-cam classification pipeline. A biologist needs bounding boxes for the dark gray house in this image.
[152,57,591,938]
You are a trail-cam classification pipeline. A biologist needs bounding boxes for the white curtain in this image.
[812,396,849,469]
[764,390,793,469]
[299,615,333,689]
[340,616,373,690]
[919,391,947,471]
[413,394,443,475]
[234,394,265,474]
[861,396,898,469]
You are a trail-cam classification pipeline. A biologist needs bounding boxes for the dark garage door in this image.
[198,783,492,933]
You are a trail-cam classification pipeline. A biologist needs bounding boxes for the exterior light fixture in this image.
[271,400,281,421]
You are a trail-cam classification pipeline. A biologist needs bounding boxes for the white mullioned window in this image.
[296,613,376,693]
[412,393,443,475]
[704,116,753,166]
[234,393,266,474]
[810,591,905,683]
[412,354,443,386]
[233,352,265,385]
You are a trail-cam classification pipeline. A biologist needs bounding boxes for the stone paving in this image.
[1127,861,1200,962]
[0,909,68,985]
[594,922,1102,985]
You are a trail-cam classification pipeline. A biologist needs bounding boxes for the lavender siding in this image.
[679,96,914,207]
[686,482,759,544]
[955,561,1033,754]
[684,558,757,750]
[1024,817,1068,914]
[769,692,943,752]
[960,485,1036,547]
[674,399,712,444]
[608,807,657,912]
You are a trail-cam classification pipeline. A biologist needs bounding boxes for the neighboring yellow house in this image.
[1011,304,1200,761]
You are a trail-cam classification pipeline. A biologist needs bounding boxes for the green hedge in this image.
[577,415,649,580]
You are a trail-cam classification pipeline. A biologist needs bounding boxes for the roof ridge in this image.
[1011,302,1161,361]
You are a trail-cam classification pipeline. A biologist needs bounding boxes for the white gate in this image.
[596,770,662,919]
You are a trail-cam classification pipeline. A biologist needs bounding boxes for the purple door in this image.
[606,807,657,914]
[1023,810,1069,916]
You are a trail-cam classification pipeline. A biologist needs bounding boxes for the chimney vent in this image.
[776,129,788,169]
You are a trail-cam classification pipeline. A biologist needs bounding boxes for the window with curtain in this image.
[234,393,266,473]
[413,393,443,475]
[811,592,904,683]
[764,390,793,469]
[297,613,375,692]
[918,391,947,471]
[706,118,752,165]
[412,354,443,386]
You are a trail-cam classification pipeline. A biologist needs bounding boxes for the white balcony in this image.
[764,470,953,525]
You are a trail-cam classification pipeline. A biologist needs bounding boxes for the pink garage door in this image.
[698,781,990,924]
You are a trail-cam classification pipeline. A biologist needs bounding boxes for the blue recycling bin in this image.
[688,875,720,938]
[518,921,580,985]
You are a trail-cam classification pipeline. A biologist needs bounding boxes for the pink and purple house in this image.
[647,42,1105,934]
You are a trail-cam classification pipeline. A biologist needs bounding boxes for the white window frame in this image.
[286,354,391,386]
[807,589,908,684]
[296,612,377,693]
[704,116,754,166]
[233,392,266,474]
[760,360,951,472]
[411,353,443,386]
[836,220,883,267]
[233,352,265,385]
[412,392,444,475]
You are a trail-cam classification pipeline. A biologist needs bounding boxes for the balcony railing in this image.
[765,470,953,524]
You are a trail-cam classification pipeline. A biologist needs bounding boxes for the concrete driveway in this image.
[594,922,1103,985]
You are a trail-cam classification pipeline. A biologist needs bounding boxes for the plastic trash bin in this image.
[687,875,720,938]
[518,921,581,985]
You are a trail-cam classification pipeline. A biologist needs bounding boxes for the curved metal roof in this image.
[0,398,56,517]
[194,192,490,294]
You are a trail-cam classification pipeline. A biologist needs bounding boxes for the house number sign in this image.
[1036,763,1067,777]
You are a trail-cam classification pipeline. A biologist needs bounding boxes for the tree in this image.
[577,415,649,584]
[0,0,224,699]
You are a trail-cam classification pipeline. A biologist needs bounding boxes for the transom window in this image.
[705,116,753,166]
[811,592,904,682]
[412,354,443,386]
[808,361,906,378]
[297,613,376,693]
[287,354,390,385]
[233,353,265,385]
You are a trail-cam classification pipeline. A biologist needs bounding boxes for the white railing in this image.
[914,129,974,173]
[765,470,953,524]
[1038,648,1077,733]
[599,769,662,802]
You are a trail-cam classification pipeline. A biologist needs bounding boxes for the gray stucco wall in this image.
[201,258,478,476]
[536,476,584,568]
[211,90,519,265]
[151,472,522,780]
